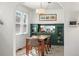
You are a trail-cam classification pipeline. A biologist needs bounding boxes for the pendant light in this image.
[36,2,46,15]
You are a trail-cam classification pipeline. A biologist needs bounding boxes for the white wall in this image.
[30,9,65,24]
[0,2,17,56]
[64,10,79,56]
[16,3,32,50]
[0,3,32,55]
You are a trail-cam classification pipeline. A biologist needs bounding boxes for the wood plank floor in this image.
[16,45,64,56]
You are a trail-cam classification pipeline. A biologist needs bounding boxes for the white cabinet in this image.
[16,10,28,35]
[16,35,26,50]
[16,10,28,50]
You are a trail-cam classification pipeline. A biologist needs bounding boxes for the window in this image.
[16,10,28,35]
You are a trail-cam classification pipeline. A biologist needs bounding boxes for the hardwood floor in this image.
[16,45,64,56]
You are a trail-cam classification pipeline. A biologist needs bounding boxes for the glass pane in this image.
[16,10,21,16]
[16,10,21,23]
[24,14,26,23]
[16,16,21,23]
[23,24,26,32]
[16,24,20,33]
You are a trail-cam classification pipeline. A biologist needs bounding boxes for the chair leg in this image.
[45,45,48,54]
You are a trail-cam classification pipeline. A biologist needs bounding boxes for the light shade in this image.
[36,8,46,14]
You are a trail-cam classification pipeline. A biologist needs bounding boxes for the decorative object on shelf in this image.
[40,25,46,32]
[69,21,78,27]
[69,21,77,25]
[39,14,57,21]
[57,40,61,43]
[58,36,61,39]
[59,32,62,35]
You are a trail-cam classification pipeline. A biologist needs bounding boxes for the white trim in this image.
[16,32,27,35]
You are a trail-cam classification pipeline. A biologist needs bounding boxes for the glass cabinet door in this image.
[16,10,28,35]
[16,10,22,34]
[16,24,20,34]
[22,24,27,33]
[16,10,22,24]
[22,13,28,33]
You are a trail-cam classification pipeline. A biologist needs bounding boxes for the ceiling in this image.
[22,2,79,11]
[23,2,63,9]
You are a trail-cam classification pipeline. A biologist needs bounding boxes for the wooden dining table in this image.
[26,35,50,56]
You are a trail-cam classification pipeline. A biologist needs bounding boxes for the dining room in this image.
[0,2,79,56]
[16,2,64,56]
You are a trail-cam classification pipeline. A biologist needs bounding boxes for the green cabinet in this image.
[51,24,64,45]
[30,24,64,45]
[30,24,40,36]
[56,24,64,45]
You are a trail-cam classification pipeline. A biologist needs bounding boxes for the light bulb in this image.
[36,8,45,14]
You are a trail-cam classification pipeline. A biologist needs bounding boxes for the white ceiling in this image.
[23,2,63,9]
[22,2,79,11]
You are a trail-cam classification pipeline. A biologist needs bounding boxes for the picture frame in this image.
[39,14,57,21]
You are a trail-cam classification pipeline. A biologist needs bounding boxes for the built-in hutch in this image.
[30,24,64,45]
